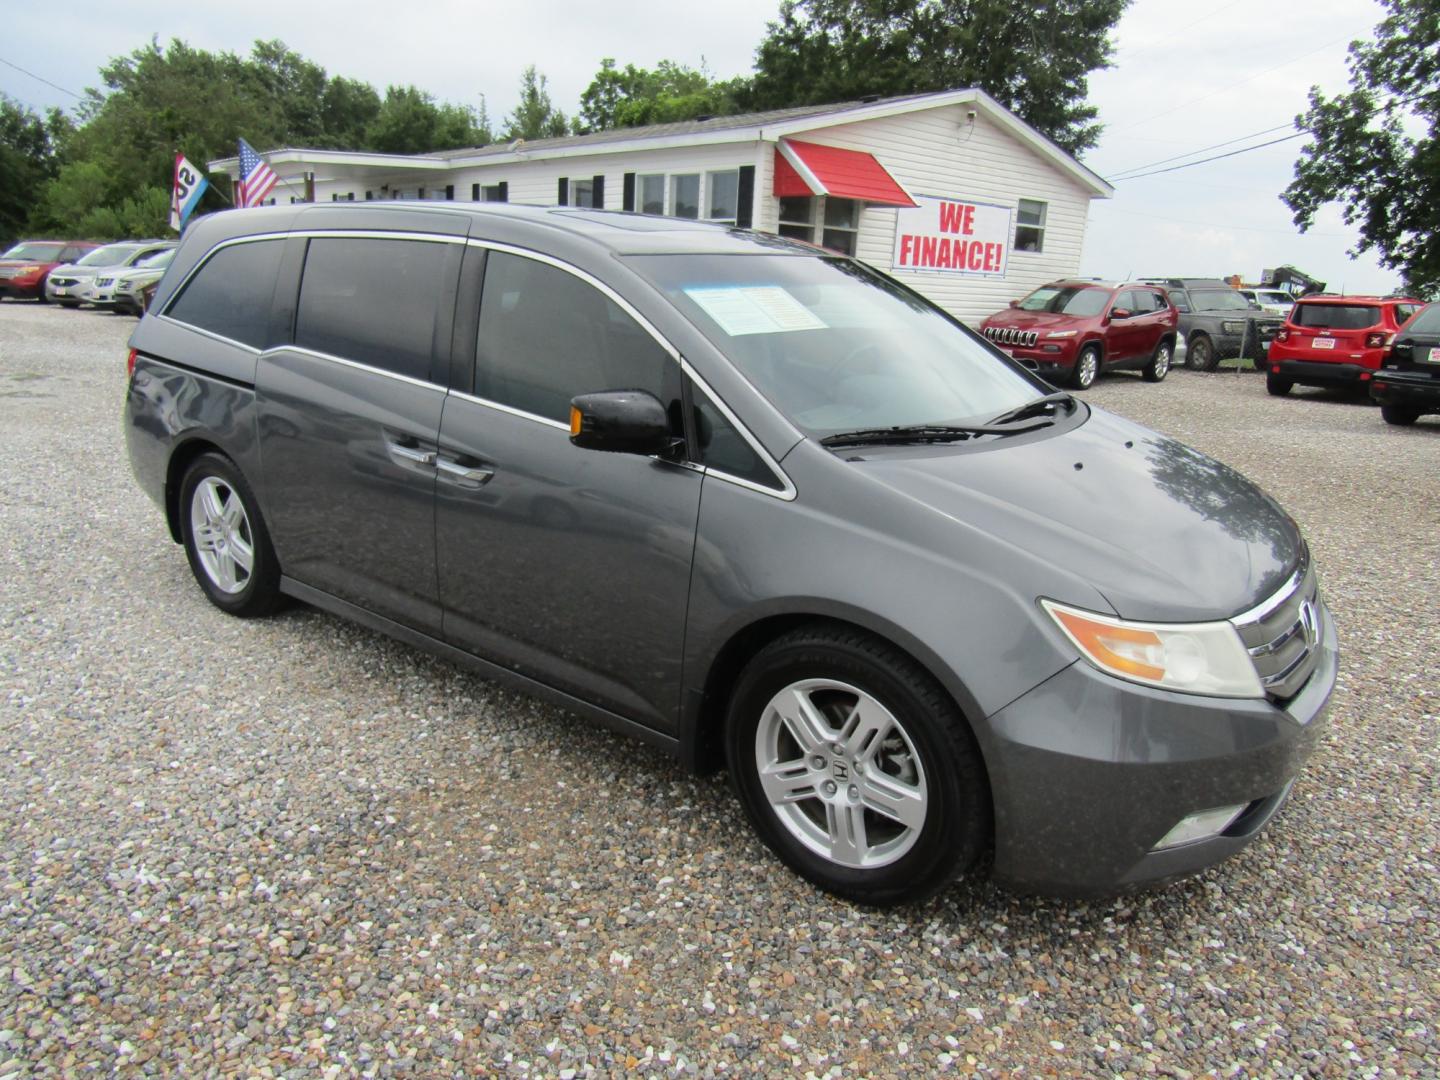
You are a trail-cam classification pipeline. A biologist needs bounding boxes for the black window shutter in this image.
[365,190,373,200]
[418,187,425,200]
[737,165,756,229]
[592,175,605,209]
[497,182,508,203]
[472,183,480,201]
[622,173,636,212]
[558,177,569,206]
[445,184,455,200]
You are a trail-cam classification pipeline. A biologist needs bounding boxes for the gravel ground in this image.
[1,300,1436,1078]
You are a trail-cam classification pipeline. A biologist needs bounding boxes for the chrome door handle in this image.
[388,443,436,466]
[436,458,495,487]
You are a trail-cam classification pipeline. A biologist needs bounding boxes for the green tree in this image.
[746,0,1128,155]
[579,59,745,132]
[503,66,570,140]
[1283,0,1440,297]
[367,85,490,154]
[0,95,72,240]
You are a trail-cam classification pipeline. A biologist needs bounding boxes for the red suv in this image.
[0,239,100,302]
[1266,294,1424,396]
[979,280,1179,389]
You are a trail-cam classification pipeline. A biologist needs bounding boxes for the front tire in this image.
[725,625,989,906]
[178,453,283,617]
[1070,345,1101,390]
[1142,340,1172,382]
[1186,334,1218,371]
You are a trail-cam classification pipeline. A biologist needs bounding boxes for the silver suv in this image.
[124,204,1337,904]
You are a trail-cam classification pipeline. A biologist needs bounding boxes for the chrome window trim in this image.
[270,345,446,393]
[682,358,797,502]
[446,389,571,432]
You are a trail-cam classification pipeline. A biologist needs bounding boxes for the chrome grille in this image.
[96,277,114,287]
[984,326,1039,348]
[1232,552,1322,701]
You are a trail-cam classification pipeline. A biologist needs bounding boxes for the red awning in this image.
[773,139,916,207]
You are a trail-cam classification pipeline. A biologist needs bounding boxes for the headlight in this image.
[1044,330,1078,339]
[1221,320,1246,334]
[18,265,42,274]
[1041,599,1263,698]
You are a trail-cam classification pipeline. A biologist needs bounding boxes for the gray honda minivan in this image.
[124,203,1337,904]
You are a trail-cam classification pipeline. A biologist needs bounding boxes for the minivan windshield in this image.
[629,254,1046,437]
[2,242,64,261]
[1017,285,1111,316]
[77,244,143,267]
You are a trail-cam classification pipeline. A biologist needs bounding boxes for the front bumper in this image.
[981,601,1338,896]
[0,275,45,299]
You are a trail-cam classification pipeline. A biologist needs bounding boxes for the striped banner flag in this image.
[237,138,278,207]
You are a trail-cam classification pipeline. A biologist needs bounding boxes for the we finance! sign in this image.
[892,195,1012,278]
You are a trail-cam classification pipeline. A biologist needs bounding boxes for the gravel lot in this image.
[1,300,1437,1078]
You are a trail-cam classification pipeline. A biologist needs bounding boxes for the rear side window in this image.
[1403,304,1440,335]
[166,239,285,350]
[476,251,678,424]
[295,237,451,382]
[1292,303,1380,330]
[1393,303,1420,325]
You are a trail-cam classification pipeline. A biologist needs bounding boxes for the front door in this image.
[436,249,701,731]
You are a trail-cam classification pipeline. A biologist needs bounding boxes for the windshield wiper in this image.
[819,420,1052,448]
[986,391,1076,426]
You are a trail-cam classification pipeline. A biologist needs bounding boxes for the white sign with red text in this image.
[892,195,1012,278]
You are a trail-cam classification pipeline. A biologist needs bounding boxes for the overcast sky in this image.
[2,0,1396,293]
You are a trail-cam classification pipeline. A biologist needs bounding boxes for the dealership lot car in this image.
[1267,294,1424,397]
[0,239,99,301]
[126,203,1337,903]
[1371,302,1440,425]
[1142,278,1284,371]
[87,247,177,314]
[46,240,174,306]
[979,280,1178,389]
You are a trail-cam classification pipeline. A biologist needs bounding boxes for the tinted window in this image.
[476,252,678,424]
[78,244,143,267]
[1187,289,1251,311]
[1113,290,1139,313]
[692,387,782,491]
[166,239,285,350]
[295,237,451,381]
[1393,303,1420,325]
[1292,303,1380,330]
[1404,304,1440,335]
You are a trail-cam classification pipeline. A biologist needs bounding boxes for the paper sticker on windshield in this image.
[684,286,826,336]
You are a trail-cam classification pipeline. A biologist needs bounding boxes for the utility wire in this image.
[1109,121,1299,178]
[0,55,82,100]
[1113,132,1307,181]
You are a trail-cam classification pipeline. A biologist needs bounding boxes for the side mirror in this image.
[1110,308,1132,320]
[569,390,681,456]
[1008,299,1020,308]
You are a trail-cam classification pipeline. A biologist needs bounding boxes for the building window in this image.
[639,174,665,215]
[776,196,860,256]
[671,174,700,219]
[706,170,739,225]
[570,178,596,208]
[1016,199,1047,253]
[482,183,507,203]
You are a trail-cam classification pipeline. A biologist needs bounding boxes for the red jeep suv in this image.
[1266,294,1423,396]
[980,280,1179,389]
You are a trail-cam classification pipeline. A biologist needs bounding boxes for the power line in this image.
[1109,121,1298,179]
[1112,132,1307,181]
[0,55,82,100]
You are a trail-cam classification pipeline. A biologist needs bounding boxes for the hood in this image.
[983,309,1088,331]
[51,265,101,279]
[854,408,1302,621]
[0,258,55,269]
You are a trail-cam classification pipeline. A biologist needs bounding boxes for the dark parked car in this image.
[1371,302,1440,425]
[124,204,1337,904]
[1141,278,1284,371]
[978,280,1178,389]
[0,239,100,301]
[1267,294,1424,397]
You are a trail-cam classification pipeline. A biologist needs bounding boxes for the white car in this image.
[1237,288,1295,316]
[85,248,177,313]
[46,241,174,306]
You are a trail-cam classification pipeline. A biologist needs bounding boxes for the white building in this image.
[210,88,1112,324]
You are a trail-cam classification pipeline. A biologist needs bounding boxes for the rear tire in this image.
[725,624,990,907]
[1381,403,1420,426]
[178,453,284,617]
[1266,374,1294,396]
[1142,340,1172,382]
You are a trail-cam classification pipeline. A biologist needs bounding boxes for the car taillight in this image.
[1275,328,1290,342]
[127,348,137,378]
[1365,331,1393,349]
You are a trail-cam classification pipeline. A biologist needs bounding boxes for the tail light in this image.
[1275,328,1290,342]
[126,348,137,378]
[1365,331,1394,349]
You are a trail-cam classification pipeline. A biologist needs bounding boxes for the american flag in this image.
[237,138,278,207]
